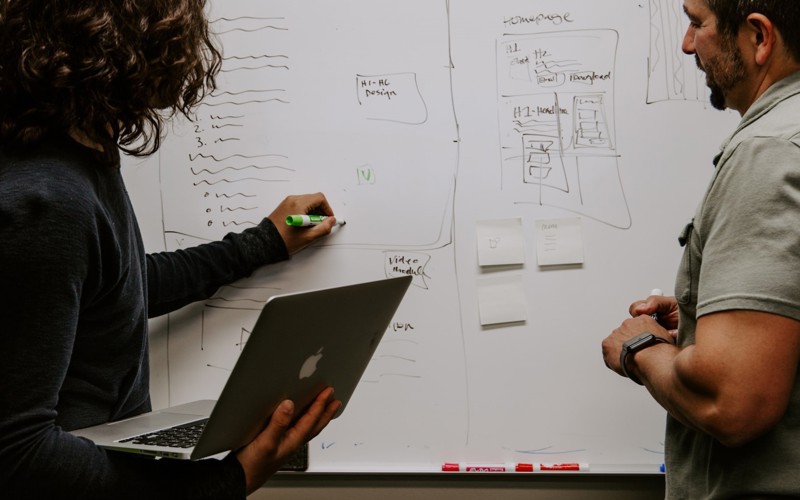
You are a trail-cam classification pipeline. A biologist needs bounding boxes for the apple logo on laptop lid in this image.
[299,347,323,380]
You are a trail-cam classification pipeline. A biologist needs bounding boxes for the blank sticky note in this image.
[476,274,527,326]
[535,217,584,266]
[476,218,525,267]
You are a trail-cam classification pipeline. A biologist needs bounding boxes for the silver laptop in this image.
[71,275,412,460]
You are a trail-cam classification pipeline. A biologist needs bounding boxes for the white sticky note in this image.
[476,218,525,267]
[476,274,527,326]
[535,217,585,266]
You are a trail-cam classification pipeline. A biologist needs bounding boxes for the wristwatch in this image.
[620,332,668,385]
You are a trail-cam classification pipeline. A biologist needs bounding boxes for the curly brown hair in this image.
[0,0,221,160]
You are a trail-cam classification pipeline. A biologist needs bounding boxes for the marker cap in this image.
[285,215,310,226]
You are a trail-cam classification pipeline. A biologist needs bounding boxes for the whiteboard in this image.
[123,0,739,473]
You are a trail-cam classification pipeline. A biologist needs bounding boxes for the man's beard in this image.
[708,82,726,110]
[696,42,746,111]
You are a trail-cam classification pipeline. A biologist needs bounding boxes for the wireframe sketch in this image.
[497,29,631,229]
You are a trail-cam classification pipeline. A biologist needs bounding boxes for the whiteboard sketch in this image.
[159,6,458,251]
[647,0,708,103]
[497,29,632,229]
[151,0,470,469]
[119,0,743,473]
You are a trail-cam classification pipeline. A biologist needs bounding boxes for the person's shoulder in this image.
[0,144,104,228]
[2,138,104,192]
[726,89,800,153]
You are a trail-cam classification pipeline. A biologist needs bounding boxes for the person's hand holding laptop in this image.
[236,387,340,494]
[71,276,412,492]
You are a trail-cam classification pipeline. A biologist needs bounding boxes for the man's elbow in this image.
[700,399,785,448]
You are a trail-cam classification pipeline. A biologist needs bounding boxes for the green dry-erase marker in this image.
[285,215,346,226]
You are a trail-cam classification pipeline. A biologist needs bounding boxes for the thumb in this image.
[258,400,295,445]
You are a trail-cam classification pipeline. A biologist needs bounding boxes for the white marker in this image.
[650,288,663,320]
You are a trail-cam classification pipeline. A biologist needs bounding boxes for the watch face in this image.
[625,333,655,351]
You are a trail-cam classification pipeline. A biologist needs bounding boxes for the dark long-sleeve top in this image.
[0,137,289,499]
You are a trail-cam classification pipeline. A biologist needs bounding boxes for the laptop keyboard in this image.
[118,418,209,448]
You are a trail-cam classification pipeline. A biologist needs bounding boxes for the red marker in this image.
[442,463,512,472]
[516,463,589,472]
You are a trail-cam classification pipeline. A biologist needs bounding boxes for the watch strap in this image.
[620,333,668,385]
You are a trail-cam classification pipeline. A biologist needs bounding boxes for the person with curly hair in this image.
[0,1,342,498]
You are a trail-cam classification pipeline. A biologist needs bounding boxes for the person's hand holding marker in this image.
[267,192,343,255]
[285,214,346,227]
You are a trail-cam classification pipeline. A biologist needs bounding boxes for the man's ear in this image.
[744,13,776,66]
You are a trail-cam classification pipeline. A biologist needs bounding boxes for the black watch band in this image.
[620,332,668,385]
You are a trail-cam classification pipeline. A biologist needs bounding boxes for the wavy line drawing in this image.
[190,165,293,175]
[189,153,287,162]
[222,55,288,61]
[210,89,286,97]
[215,16,285,22]
[512,130,556,137]
[200,98,290,107]
[221,64,290,72]
[193,178,290,186]
[215,25,287,35]
[221,220,260,227]
[220,206,257,212]
[535,59,581,71]
[215,193,257,199]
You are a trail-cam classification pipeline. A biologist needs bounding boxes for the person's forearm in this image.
[633,344,777,447]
